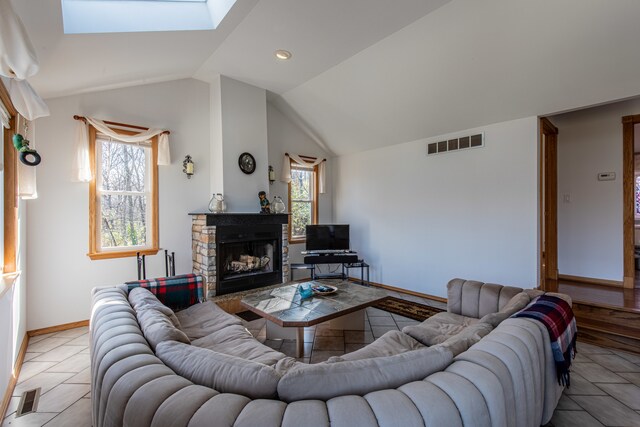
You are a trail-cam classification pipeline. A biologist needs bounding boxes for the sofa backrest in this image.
[447,278,526,318]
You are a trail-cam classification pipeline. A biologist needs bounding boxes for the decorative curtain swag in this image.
[72,115,171,182]
[281,153,326,194]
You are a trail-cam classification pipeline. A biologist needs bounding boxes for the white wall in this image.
[27,79,210,330]
[553,98,640,281]
[210,75,269,212]
[266,103,333,267]
[333,117,539,297]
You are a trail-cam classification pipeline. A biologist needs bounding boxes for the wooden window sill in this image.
[88,248,159,260]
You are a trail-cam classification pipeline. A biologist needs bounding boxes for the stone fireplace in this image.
[191,213,289,297]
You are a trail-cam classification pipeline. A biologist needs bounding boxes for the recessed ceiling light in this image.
[275,50,292,60]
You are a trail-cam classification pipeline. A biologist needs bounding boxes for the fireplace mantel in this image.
[189,212,289,227]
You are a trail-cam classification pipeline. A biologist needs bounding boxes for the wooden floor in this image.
[546,279,640,354]
[554,281,640,311]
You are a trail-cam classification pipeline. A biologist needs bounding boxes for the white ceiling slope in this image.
[278,0,640,155]
[193,0,451,93]
[11,0,640,157]
[11,0,261,99]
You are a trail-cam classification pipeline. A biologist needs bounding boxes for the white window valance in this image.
[0,0,50,121]
[73,117,170,182]
[281,153,326,194]
[0,0,39,80]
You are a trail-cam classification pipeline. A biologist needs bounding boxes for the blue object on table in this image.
[299,283,314,299]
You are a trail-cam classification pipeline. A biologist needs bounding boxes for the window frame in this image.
[88,125,159,260]
[0,82,16,273]
[288,160,319,244]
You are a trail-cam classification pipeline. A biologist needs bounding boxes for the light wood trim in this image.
[288,160,319,244]
[1,82,17,273]
[0,334,28,420]
[540,117,559,290]
[622,115,636,289]
[88,248,159,260]
[28,320,89,337]
[88,126,159,260]
[558,274,623,288]
[364,280,448,303]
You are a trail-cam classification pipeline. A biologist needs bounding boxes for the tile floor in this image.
[3,291,640,426]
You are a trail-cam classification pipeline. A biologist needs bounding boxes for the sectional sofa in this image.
[90,279,570,427]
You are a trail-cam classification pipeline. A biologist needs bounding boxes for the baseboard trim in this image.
[363,280,447,303]
[1,334,28,420]
[28,320,89,337]
[558,274,623,288]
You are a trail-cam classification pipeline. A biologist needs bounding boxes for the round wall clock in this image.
[238,152,256,174]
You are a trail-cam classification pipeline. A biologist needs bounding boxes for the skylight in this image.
[61,0,237,34]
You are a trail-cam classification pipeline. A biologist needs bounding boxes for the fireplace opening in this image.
[222,240,274,279]
[216,224,282,295]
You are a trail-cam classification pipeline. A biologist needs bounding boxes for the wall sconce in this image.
[268,165,275,185]
[183,155,194,179]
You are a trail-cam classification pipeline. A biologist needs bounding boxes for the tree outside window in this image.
[289,163,318,243]
[88,127,159,259]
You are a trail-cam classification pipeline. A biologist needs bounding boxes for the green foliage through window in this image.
[98,138,149,249]
[290,167,315,239]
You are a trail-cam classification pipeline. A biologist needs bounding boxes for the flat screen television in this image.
[305,224,350,251]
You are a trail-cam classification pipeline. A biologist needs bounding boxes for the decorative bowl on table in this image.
[311,284,338,295]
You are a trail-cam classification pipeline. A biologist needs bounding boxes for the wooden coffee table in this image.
[240,280,387,358]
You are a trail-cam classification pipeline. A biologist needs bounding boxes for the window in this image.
[288,162,318,243]
[88,126,159,259]
[61,0,236,34]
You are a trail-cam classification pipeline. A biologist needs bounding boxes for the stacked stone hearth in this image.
[191,213,289,298]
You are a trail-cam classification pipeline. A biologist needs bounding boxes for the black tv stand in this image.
[303,253,358,264]
[292,252,369,284]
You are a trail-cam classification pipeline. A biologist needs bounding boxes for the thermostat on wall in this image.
[597,172,616,181]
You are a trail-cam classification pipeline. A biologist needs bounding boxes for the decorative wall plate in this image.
[238,152,256,174]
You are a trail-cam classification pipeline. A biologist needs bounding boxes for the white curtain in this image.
[0,0,39,80]
[17,115,37,199]
[0,0,49,121]
[281,153,326,194]
[73,117,171,182]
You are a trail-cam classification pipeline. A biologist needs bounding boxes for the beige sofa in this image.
[90,279,570,427]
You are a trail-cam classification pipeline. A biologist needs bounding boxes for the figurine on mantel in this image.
[258,191,270,213]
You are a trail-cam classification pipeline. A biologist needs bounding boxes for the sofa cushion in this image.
[434,322,494,356]
[327,330,424,362]
[155,340,281,399]
[191,324,286,366]
[129,287,181,327]
[135,305,190,350]
[277,346,453,402]
[478,292,530,327]
[175,300,243,340]
[402,312,478,346]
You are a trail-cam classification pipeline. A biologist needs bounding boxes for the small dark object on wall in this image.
[239,152,256,174]
[13,133,41,166]
[258,191,270,213]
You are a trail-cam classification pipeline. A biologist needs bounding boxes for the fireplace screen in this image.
[221,240,275,279]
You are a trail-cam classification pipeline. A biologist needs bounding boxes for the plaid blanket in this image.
[126,274,204,311]
[513,294,577,386]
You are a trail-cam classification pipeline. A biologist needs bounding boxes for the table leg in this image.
[296,327,304,358]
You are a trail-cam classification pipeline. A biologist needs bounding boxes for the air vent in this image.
[427,133,484,156]
[16,388,40,418]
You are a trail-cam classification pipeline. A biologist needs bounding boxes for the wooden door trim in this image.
[540,117,559,291]
[622,115,637,289]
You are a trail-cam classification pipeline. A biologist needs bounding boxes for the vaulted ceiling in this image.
[12,0,640,156]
